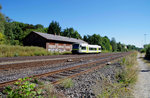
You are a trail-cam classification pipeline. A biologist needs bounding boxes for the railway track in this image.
[0,53,111,64]
[0,53,118,70]
[0,53,123,83]
[0,52,131,88]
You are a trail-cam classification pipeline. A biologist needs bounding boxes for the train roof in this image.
[88,44,101,48]
[78,43,101,48]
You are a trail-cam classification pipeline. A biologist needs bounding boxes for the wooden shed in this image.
[23,31,87,52]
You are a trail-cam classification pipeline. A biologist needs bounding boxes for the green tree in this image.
[0,32,5,44]
[4,22,15,44]
[83,35,88,42]
[145,44,150,59]
[83,34,113,51]
[62,27,82,39]
[63,28,73,37]
[35,24,44,29]
[83,34,102,45]
[4,20,48,45]
[117,42,123,51]
[102,36,112,51]
[0,4,5,34]
[110,37,117,52]
[47,21,61,35]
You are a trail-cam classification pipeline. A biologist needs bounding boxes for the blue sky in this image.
[1,0,150,48]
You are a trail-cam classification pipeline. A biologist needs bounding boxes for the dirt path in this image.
[133,54,150,98]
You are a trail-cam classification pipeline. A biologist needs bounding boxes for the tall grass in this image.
[60,78,74,88]
[0,45,71,57]
[97,51,138,98]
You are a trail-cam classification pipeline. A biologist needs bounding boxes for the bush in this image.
[3,77,42,98]
[13,53,19,57]
[145,46,150,60]
[140,48,146,53]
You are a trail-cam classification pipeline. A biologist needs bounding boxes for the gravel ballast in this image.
[56,62,124,98]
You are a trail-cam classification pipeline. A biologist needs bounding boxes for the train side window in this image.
[89,48,96,50]
[89,48,92,50]
[81,46,86,50]
[99,48,101,50]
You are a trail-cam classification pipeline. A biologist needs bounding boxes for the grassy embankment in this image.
[0,45,71,57]
[97,51,138,97]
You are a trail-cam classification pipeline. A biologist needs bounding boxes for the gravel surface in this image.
[0,53,109,64]
[133,54,150,98]
[0,53,122,84]
[0,57,104,83]
[56,62,123,98]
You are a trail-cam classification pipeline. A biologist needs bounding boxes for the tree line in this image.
[0,4,139,52]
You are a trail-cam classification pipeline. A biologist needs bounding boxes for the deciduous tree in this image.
[110,37,117,52]
[0,4,5,34]
[47,21,61,35]
[62,27,82,39]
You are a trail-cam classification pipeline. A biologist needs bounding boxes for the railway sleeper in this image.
[61,71,77,75]
[41,76,58,82]
[56,73,70,76]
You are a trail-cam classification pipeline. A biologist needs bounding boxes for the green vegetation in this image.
[3,77,63,98]
[3,77,42,98]
[61,78,74,88]
[62,27,82,39]
[0,5,5,34]
[140,44,150,59]
[97,52,138,97]
[48,21,61,35]
[142,44,150,59]
[117,52,138,85]
[0,45,51,57]
[83,34,140,52]
[145,46,150,59]
[0,45,71,57]
[83,34,112,51]
[111,37,117,52]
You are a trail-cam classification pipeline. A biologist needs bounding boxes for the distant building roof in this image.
[32,31,87,44]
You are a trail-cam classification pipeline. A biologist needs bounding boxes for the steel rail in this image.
[0,52,131,88]
[0,53,120,70]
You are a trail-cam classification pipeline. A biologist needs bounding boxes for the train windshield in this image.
[73,44,79,49]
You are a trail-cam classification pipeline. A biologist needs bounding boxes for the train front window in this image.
[81,46,86,50]
[73,44,79,49]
